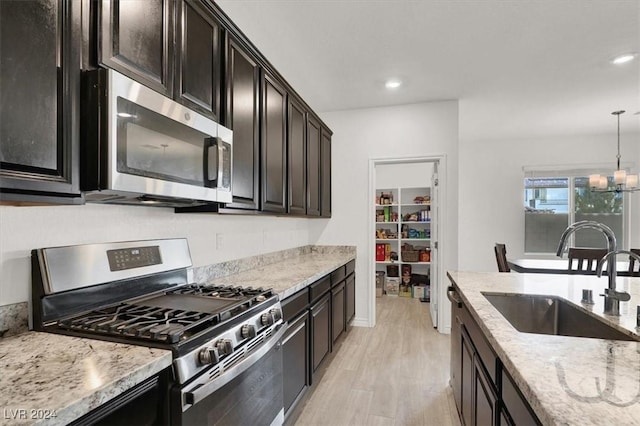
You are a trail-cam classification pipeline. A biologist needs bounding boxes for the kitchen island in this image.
[447,271,640,425]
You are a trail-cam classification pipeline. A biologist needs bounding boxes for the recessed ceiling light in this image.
[611,53,637,65]
[385,79,402,89]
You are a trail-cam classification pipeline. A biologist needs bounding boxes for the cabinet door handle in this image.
[447,286,462,308]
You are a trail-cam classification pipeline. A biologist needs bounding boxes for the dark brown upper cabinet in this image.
[224,36,260,210]
[99,0,174,96]
[175,0,221,120]
[261,71,288,213]
[320,127,332,217]
[0,0,82,204]
[288,96,306,215]
[306,115,321,217]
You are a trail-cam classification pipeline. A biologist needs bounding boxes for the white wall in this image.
[311,100,459,329]
[376,162,434,189]
[0,204,313,305]
[458,132,640,272]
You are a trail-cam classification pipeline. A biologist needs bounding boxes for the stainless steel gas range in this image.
[30,238,286,425]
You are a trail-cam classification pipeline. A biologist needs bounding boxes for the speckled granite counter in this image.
[447,271,640,426]
[0,332,172,426]
[195,245,357,300]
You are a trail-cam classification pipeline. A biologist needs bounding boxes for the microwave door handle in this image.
[204,138,218,185]
[217,140,224,187]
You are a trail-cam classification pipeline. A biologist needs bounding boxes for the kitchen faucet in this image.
[556,221,628,316]
[596,250,640,315]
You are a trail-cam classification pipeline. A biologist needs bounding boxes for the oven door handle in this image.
[182,323,287,411]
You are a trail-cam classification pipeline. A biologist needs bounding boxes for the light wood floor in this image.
[294,296,461,426]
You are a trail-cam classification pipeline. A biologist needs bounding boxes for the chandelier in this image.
[589,110,639,193]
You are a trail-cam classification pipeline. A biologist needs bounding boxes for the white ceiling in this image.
[215,0,640,142]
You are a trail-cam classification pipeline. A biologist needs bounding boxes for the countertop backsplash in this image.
[0,302,28,339]
[0,245,356,339]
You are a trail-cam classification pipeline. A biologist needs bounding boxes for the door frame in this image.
[367,154,447,331]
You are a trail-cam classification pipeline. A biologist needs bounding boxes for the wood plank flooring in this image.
[294,296,461,426]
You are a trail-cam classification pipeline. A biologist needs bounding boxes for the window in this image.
[524,172,627,254]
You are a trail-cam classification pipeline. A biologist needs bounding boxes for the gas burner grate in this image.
[58,304,219,343]
[171,284,268,299]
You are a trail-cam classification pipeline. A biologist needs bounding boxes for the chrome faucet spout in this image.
[556,221,617,257]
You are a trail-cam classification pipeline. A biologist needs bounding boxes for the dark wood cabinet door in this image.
[224,37,260,210]
[175,0,220,119]
[461,327,474,426]
[345,274,355,324]
[331,282,345,343]
[282,311,310,416]
[99,0,173,96]
[320,127,332,217]
[260,71,287,213]
[310,293,331,381]
[474,356,498,426]
[288,96,306,215]
[306,115,321,216]
[451,314,463,419]
[0,0,81,203]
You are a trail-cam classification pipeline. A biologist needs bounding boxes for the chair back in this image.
[567,248,608,274]
[629,249,640,277]
[494,243,510,272]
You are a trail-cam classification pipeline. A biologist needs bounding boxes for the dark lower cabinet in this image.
[331,281,345,344]
[474,357,498,426]
[449,285,541,426]
[261,71,288,213]
[345,273,356,324]
[224,36,260,210]
[175,0,221,120]
[501,369,540,426]
[0,0,82,204]
[310,293,331,379]
[282,311,310,417]
[461,326,474,426]
[288,96,306,215]
[99,0,174,96]
[281,264,355,423]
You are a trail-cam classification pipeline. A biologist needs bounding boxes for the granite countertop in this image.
[202,250,356,300]
[0,332,172,426]
[447,271,640,426]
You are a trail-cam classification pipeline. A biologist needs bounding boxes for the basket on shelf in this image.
[401,243,419,262]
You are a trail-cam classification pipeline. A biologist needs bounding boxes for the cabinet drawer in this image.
[330,266,346,286]
[502,369,541,426]
[309,276,331,303]
[345,260,355,276]
[282,288,309,322]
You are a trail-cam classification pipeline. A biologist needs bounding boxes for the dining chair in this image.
[494,243,510,272]
[629,249,640,277]
[567,248,608,274]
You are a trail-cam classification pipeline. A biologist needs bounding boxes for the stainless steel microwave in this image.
[81,69,232,207]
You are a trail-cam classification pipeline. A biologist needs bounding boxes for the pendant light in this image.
[589,110,639,192]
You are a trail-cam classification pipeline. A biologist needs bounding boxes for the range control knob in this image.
[261,312,274,327]
[269,308,282,322]
[240,324,256,339]
[198,348,217,365]
[215,339,234,357]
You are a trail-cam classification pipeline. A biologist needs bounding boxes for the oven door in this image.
[175,324,287,426]
[106,69,232,203]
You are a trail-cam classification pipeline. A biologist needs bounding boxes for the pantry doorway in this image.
[369,156,446,332]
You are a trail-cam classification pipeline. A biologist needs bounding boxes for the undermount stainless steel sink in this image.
[482,293,639,342]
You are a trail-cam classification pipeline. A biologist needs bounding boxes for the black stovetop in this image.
[56,285,273,344]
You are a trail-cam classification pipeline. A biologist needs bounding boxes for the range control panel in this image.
[107,246,162,271]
